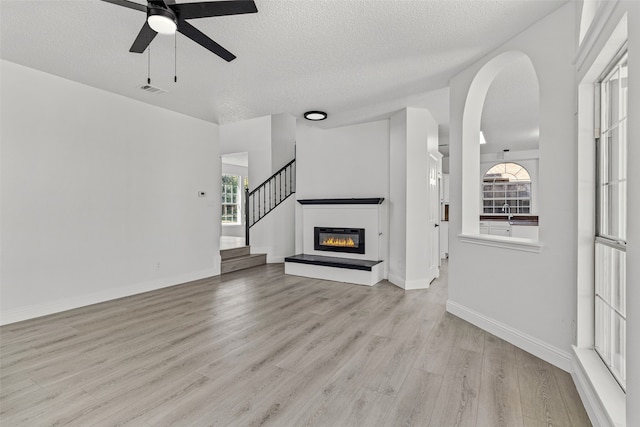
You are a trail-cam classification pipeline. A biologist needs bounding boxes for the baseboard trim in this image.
[0,267,220,325]
[246,245,283,263]
[387,273,405,289]
[446,299,572,372]
[404,279,431,290]
[389,270,438,290]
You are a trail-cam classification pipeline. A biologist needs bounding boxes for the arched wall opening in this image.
[460,50,539,238]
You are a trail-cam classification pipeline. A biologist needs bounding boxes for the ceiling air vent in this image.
[139,84,167,95]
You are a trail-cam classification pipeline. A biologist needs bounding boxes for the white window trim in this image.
[574,11,628,427]
[572,346,626,427]
[457,233,543,253]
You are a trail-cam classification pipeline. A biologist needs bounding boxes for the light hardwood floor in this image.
[0,262,591,426]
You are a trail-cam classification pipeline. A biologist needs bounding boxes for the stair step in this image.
[220,245,250,261]
[221,253,267,274]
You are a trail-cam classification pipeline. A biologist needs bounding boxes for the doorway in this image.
[221,152,248,249]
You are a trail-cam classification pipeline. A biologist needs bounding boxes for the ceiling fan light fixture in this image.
[304,111,327,121]
[148,8,177,35]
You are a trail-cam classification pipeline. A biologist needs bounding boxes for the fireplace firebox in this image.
[314,227,365,254]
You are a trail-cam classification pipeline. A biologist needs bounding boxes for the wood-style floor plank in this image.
[381,369,443,426]
[427,348,484,427]
[476,335,524,427]
[553,367,594,427]
[0,262,590,426]
[515,346,575,426]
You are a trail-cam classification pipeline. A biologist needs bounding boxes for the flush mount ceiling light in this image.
[147,7,177,34]
[304,111,328,121]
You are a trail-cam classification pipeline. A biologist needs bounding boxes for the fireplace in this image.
[314,227,365,254]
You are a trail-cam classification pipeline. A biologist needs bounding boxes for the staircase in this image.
[220,246,267,274]
[220,157,295,275]
[245,158,296,245]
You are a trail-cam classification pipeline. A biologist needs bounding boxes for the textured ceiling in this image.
[481,54,540,154]
[1,0,565,150]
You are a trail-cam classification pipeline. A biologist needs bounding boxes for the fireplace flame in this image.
[322,236,356,247]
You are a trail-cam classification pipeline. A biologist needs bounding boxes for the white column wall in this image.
[389,107,439,289]
[389,110,408,282]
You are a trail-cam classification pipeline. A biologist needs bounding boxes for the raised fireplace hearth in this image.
[314,227,365,254]
[286,197,385,286]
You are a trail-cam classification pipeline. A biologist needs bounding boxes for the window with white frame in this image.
[482,162,532,214]
[595,51,627,390]
[221,174,241,224]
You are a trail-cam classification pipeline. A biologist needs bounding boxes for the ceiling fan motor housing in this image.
[147,3,178,34]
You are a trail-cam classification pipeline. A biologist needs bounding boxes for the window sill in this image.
[572,346,626,426]
[457,233,543,253]
[222,223,242,227]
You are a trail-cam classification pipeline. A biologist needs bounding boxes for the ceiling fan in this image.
[101,0,257,62]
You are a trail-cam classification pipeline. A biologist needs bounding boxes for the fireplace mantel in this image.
[297,198,384,205]
[289,197,387,286]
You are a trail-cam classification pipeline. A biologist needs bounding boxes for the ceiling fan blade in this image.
[100,0,146,13]
[172,0,257,20]
[177,20,236,61]
[129,21,158,53]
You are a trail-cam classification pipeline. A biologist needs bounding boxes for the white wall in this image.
[271,114,296,171]
[295,120,390,200]
[0,60,220,324]
[220,116,271,187]
[448,4,577,370]
[250,196,295,263]
[295,120,390,264]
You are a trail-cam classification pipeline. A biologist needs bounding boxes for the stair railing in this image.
[245,158,296,246]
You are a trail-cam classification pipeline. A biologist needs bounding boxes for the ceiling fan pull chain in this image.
[147,44,151,85]
[174,32,177,83]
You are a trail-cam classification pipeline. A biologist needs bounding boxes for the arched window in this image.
[482,162,531,214]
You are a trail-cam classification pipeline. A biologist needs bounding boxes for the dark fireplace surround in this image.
[314,227,365,255]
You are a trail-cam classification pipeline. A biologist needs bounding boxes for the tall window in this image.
[595,51,627,390]
[482,162,532,214]
[221,174,241,224]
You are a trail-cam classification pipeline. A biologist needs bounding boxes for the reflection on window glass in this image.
[482,162,532,214]
[595,51,627,391]
[221,174,241,224]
